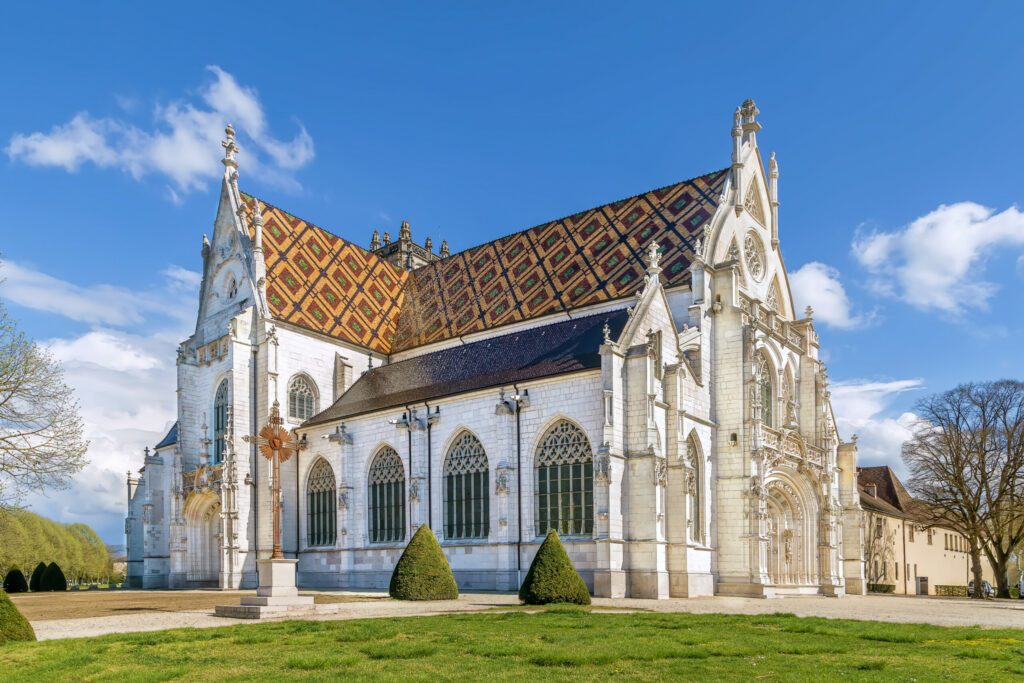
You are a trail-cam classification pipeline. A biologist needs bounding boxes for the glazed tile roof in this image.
[306,309,629,424]
[242,167,728,355]
[390,168,729,352]
[241,194,409,354]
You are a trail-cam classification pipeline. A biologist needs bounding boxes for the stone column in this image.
[837,439,866,595]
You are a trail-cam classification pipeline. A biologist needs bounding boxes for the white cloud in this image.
[789,262,869,329]
[2,264,199,542]
[852,202,1024,314]
[830,378,924,474]
[6,66,314,196]
[1,260,198,326]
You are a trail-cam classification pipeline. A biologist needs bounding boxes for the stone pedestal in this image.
[215,558,315,619]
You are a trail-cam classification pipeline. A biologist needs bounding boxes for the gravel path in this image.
[29,592,1024,641]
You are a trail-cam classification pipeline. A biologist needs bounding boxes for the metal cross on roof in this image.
[243,401,307,559]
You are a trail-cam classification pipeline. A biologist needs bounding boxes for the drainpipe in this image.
[406,405,414,537]
[513,383,524,587]
[295,435,301,559]
[424,401,435,530]
[902,517,908,595]
[251,342,259,561]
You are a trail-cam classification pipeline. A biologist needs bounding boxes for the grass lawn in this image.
[2,608,1023,681]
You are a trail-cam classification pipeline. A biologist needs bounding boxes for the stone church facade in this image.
[126,100,866,598]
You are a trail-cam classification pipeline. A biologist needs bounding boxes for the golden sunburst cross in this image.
[243,401,307,560]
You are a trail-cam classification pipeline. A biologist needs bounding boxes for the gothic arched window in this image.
[443,431,489,540]
[307,459,337,547]
[757,358,774,428]
[535,420,593,536]
[212,380,228,464]
[686,433,704,544]
[288,375,317,422]
[368,446,405,543]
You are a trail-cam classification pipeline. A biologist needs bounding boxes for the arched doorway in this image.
[765,477,818,587]
[184,490,222,586]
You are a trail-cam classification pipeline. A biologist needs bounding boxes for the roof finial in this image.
[221,123,239,173]
[383,231,391,245]
[440,240,450,258]
[399,220,411,242]
[805,305,814,320]
[732,106,744,215]
[769,151,780,249]
[602,321,612,345]
[370,229,381,251]
[424,236,433,254]
[740,98,761,140]
[646,241,662,275]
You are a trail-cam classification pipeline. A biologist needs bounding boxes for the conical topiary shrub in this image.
[2,569,28,594]
[519,530,591,605]
[0,589,36,644]
[389,525,459,601]
[41,563,67,592]
[28,563,46,593]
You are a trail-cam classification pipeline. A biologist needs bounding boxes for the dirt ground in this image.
[9,590,382,621]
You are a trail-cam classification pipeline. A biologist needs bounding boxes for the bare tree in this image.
[0,301,88,508]
[902,381,1024,599]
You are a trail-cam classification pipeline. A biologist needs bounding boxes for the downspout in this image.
[295,435,300,559]
[406,405,414,538]
[513,383,523,587]
[251,341,259,561]
[902,517,908,595]
[424,401,433,530]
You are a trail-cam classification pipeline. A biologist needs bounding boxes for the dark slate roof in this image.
[857,466,914,513]
[859,488,906,517]
[306,308,629,425]
[155,422,178,450]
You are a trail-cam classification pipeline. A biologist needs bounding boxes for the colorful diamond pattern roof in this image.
[241,194,408,353]
[391,168,729,351]
[241,167,728,355]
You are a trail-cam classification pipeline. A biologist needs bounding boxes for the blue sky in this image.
[1,2,1022,543]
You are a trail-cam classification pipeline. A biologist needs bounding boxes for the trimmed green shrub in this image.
[0,589,36,644]
[389,525,458,601]
[867,583,895,594]
[519,530,591,605]
[28,563,46,593]
[41,563,67,592]
[2,569,28,594]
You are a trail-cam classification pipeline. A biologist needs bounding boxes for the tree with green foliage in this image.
[0,589,35,643]
[0,510,113,585]
[2,569,28,594]
[389,525,458,601]
[28,562,45,592]
[41,563,67,592]
[519,530,591,605]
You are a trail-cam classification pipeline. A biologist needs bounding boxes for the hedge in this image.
[2,569,28,594]
[28,563,46,593]
[867,583,895,593]
[519,530,591,605]
[41,563,68,592]
[0,590,36,644]
[935,585,968,597]
[389,525,459,601]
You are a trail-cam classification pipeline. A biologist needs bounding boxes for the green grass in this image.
[3,610,1024,681]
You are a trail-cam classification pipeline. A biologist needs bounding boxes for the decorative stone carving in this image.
[594,454,610,484]
[654,459,668,487]
[495,469,510,495]
[408,480,420,503]
[744,232,765,281]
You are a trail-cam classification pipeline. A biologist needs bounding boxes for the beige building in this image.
[858,466,994,596]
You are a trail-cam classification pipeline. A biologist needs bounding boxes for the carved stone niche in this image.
[594,454,611,484]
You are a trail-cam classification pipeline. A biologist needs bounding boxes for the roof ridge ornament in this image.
[645,241,662,276]
[221,123,239,173]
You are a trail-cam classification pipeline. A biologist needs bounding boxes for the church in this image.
[126,100,867,599]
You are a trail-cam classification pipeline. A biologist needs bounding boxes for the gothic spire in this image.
[370,229,381,251]
[399,220,411,242]
[221,123,239,174]
[440,240,450,258]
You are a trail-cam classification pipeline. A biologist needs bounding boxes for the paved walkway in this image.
[30,591,1024,641]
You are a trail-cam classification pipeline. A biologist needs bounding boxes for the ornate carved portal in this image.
[184,490,221,583]
[764,478,819,587]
